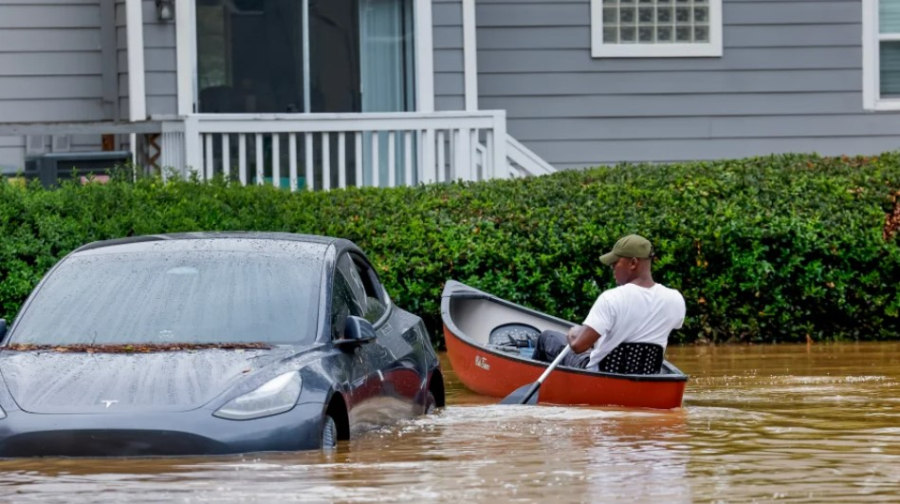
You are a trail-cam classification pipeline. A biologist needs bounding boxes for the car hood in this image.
[0,347,299,414]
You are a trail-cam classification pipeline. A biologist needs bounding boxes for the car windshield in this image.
[9,246,324,346]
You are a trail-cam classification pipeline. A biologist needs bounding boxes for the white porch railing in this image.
[159,111,520,191]
[0,112,556,188]
[506,135,557,178]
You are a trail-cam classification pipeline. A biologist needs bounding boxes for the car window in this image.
[349,255,389,324]
[332,256,365,340]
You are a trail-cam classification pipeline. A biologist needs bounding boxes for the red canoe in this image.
[442,280,688,409]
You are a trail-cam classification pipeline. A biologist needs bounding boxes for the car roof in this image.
[72,232,350,256]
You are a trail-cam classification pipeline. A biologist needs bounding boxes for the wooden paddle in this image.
[500,345,571,405]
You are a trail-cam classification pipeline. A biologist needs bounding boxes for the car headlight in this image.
[214,372,302,421]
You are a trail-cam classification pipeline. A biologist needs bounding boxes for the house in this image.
[0,0,896,188]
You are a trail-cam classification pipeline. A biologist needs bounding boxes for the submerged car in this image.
[0,232,444,457]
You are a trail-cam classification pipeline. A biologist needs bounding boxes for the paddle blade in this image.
[500,382,540,405]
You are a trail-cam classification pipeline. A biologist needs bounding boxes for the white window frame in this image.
[863,0,900,111]
[590,0,723,58]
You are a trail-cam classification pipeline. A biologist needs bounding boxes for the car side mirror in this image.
[0,319,6,340]
[334,316,376,349]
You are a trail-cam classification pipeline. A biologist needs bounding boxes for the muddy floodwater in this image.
[1,343,899,502]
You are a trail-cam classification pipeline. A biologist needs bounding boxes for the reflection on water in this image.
[1,343,899,502]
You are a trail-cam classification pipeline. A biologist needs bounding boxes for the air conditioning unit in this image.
[24,151,132,188]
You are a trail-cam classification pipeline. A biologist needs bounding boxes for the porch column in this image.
[462,0,479,111]
[176,0,196,115]
[415,0,435,112]
[125,0,146,121]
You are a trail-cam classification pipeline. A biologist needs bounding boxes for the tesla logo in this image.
[475,355,490,371]
[100,400,118,408]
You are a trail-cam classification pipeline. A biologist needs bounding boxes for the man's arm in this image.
[566,324,601,354]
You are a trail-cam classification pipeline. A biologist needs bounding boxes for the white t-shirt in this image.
[582,283,686,370]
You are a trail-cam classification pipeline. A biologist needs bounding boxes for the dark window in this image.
[197,0,308,113]
[195,0,415,114]
[350,255,388,324]
[331,266,363,340]
[333,253,388,327]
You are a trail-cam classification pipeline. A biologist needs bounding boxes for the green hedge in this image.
[2,152,899,346]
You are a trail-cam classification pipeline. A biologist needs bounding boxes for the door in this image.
[345,253,423,416]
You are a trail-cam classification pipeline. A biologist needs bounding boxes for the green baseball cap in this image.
[600,234,653,266]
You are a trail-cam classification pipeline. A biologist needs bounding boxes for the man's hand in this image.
[566,324,602,354]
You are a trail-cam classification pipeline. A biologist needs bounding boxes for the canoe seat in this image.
[597,343,664,375]
[488,323,540,359]
[488,323,539,347]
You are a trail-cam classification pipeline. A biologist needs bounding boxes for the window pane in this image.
[336,254,367,318]
[332,274,357,339]
[676,26,692,41]
[620,7,636,22]
[621,26,637,42]
[310,0,361,113]
[880,41,900,97]
[639,26,654,42]
[604,7,618,23]
[350,257,388,324]
[880,0,900,34]
[657,26,673,42]
[359,0,416,114]
[695,25,709,42]
[197,0,306,113]
[658,6,672,22]
[694,6,708,23]
[675,6,691,22]
[604,27,619,42]
[639,7,654,23]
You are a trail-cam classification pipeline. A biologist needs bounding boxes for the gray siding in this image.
[0,1,106,123]
[0,136,24,173]
[116,0,177,118]
[434,0,465,111]
[474,0,900,168]
[0,0,112,171]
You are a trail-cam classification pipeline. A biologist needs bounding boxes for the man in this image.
[531,234,686,371]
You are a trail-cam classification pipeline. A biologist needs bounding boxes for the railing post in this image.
[492,110,509,179]
[159,120,183,181]
[421,128,436,184]
[456,127,471,181]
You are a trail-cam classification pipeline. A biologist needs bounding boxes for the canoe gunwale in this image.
[441,280,689,384]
